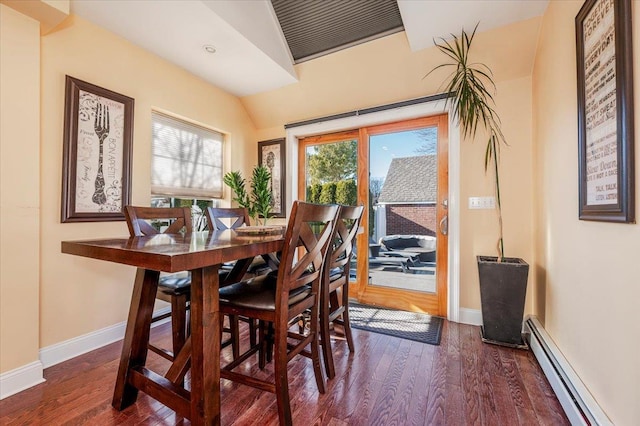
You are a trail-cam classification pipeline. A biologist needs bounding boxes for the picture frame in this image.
[61,76,134,222]
[258,138,286,218]
[576,0,635,222]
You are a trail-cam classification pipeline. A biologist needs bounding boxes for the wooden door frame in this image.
[355,115,448,316]
[285,101,460,322]
[297,115,449,317]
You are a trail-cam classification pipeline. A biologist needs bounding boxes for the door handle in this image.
[439,215,448,236]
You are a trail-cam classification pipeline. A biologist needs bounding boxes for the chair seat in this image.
[158,274,191,296]
[219,274,311,311]
[328,267,343,279]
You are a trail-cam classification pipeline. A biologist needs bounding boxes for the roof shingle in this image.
[378,155,437,203]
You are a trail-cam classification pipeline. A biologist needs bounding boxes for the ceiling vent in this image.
[271,0,404,63]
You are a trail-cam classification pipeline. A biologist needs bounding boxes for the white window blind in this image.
[151,112,223,198]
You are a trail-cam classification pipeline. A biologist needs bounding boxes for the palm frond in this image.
[427,22,507,259]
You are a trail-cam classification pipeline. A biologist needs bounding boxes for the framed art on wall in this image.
[258,138,286,218]
[576,0,635,222]
[61,76,134,222]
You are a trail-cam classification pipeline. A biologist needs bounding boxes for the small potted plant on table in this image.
[223,165,273,225]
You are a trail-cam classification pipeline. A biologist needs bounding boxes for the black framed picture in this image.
[258,138,286,218]
[61,76,134,222]
[576,0,635,222]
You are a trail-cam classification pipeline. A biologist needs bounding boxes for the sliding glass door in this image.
[298,114,448,316]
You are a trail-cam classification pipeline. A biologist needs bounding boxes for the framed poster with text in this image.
[576,0,634,222]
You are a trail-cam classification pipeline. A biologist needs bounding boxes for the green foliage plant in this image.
[319,182,337,204]
[250,165,273,225]
[223,165,272,225]
[426,23,507,260]
[307,140,357,184]
[223,171,252,216]
[309,183,323,204]
[335,179,357,206]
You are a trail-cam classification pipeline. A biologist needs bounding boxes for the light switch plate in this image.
[468,196,496,209]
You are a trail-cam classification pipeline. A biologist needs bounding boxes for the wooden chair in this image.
[206,206,277,277]
[205,207,267,358]
[319,205,364,379]
[124,206,192,361]
[218,201,340,425]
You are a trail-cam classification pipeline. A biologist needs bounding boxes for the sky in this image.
[369,127,437,180]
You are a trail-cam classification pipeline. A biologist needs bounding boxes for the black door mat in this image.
[348,303,444,345]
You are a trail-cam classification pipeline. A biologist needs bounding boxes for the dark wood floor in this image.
[0,319,569,425]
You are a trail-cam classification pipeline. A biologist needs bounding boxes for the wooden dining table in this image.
[61,229,284,425]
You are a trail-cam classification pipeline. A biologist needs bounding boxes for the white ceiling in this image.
[71,0,549,98]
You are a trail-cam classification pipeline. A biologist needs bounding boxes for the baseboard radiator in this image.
[524,317,612,426]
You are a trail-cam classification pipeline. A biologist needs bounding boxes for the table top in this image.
[61,230,284,273]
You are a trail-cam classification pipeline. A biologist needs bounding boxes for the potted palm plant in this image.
[223,165,273,225]
[428,24,529,347]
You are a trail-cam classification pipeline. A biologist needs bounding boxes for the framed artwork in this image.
[576,0,635,222]
[258,138,286,218]
[61,76,134,222]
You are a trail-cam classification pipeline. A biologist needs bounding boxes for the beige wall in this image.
[0,4,41,373]
[37,15,257,347]
[460,75,534,311]
[246,20,538,315]
[532,1,640,424]
[245,17,541,131]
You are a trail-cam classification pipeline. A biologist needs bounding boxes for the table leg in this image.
[112,268,160,409]
[190,265,221,425]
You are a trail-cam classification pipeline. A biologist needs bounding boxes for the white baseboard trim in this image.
[2,308,172,400]
[0,360,45,400]
[525,316,612,426]
[458,308,482,325]
[40,306,172,369]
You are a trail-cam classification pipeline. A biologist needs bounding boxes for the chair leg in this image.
[265,322,275,363]
[248,318,257,347]
[340,285,355,352]
[320,291,336,380]
[258,320,267,369]
[310,304,326,394]
[229,315,240,359]
[171,294,188,357]
[273,320,292,426]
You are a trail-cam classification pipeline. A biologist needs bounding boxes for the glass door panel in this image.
[368,127,438,293]
[299,132,360,278]
[356,115,448,317]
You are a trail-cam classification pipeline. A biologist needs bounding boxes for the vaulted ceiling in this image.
[70,0,549,97]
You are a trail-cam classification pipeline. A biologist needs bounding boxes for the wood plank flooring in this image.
[0,320,569,425]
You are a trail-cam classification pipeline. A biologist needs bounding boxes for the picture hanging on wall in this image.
[61,76,134,222]
[258,138,286,218]
[576,0,635,222]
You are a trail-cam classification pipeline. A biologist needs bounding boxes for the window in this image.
[151,196,217,231]
[151,111,224,199]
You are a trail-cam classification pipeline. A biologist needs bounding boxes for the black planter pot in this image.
[477,256,529,348]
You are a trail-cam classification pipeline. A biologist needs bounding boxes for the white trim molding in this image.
[285,99,461,321]
[458,308,482,326]
[40,306,171,369]
[2,307,172,400]
[525,316,612,426]
[0,361,45,400]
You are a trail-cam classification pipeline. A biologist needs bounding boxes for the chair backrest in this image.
[205,207,250,231]
[326,205,364,277]
[124,206,193,237]
[275,201,340,310]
